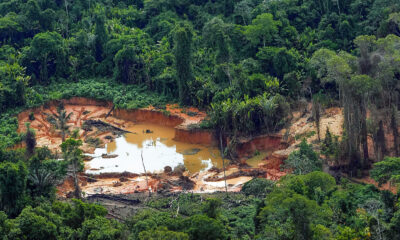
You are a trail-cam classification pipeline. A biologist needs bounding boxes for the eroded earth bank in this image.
[18,97,345,198]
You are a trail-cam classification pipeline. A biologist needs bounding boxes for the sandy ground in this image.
[286,107,343,147]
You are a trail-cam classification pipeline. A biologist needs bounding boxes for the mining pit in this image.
[19,97,347,198]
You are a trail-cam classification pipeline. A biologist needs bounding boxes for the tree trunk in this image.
[336,0,341,14]
[376,120,386,162]
[141,151,151,197]
[219,130,228,194]
[360,101,369,168]
[392,107,399,156]
[64,0,69,37]
[41,56,48,84]
[105,105,115,119]
[72,161,81,199]
[312,99,321,142]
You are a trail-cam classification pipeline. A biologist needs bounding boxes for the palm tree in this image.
[46,105,73,142]
[29,166,61,197]
[28,148,67,198]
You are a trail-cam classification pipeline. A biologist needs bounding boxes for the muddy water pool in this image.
[86,123,224,174]
[246,151,271,167]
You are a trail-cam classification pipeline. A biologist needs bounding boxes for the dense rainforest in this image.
[1,0,400,239]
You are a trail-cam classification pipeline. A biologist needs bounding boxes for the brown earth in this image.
[18,98,214,153]
[18,97,352,198]
[235,134,290,158]
[18,98,289,197]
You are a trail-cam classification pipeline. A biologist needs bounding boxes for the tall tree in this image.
[347,74,379,165]
[24,31,64,85]
[310,48,380,172]
[23,0,41,34]
[173,22,193,105]
[203,17,231,65]
[234,0,253,25]
[244,13,281,47]
[93,8,108,62]
[114,45,145,84]
[203,17,232,85]
[0,62,29,110]
[0,161,27,217]
[375,35,400,156]
[61,138,83,199]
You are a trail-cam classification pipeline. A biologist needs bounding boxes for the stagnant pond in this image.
[85,123,224,174]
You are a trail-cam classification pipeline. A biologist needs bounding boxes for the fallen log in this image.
[86,194,141,205]
[83,119,131,135]
[105,105,115,119]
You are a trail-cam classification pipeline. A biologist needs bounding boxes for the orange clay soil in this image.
[18,98,211,153]
[113,104,217,145]
[145,104,207,126]
[17,97,289,197]
[18,101,118,153]
[20,97,355,198]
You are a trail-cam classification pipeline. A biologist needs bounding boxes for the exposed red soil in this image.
[52,102,400,197]
[18,99,115,153]
[258,152,289,180]
[174,127,217,145]
[18,98,214,152]
[17,97,296,198]
[114,104,207,128]
[234,133,290,159]
[114,104,217,145]
[113,109,183,128]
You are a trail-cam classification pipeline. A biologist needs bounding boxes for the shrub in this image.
[241,178,275,198]
[208,94,290,136]
[371,157,400,186]
[283,139,322,175]
[184,214,228,240]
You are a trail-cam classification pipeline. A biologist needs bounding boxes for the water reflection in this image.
[86,123,223,174]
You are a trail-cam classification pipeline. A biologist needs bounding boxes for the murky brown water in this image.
[86,123,224,174]
[246,151,271,168]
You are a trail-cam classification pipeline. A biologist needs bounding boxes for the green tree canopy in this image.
[0,161,27,217]
[371,157,400,186]
[173,21,193,105]
[61,138,83,199]
[114,45,145,84]
[23,31,65,84]
[244,13,281,47]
